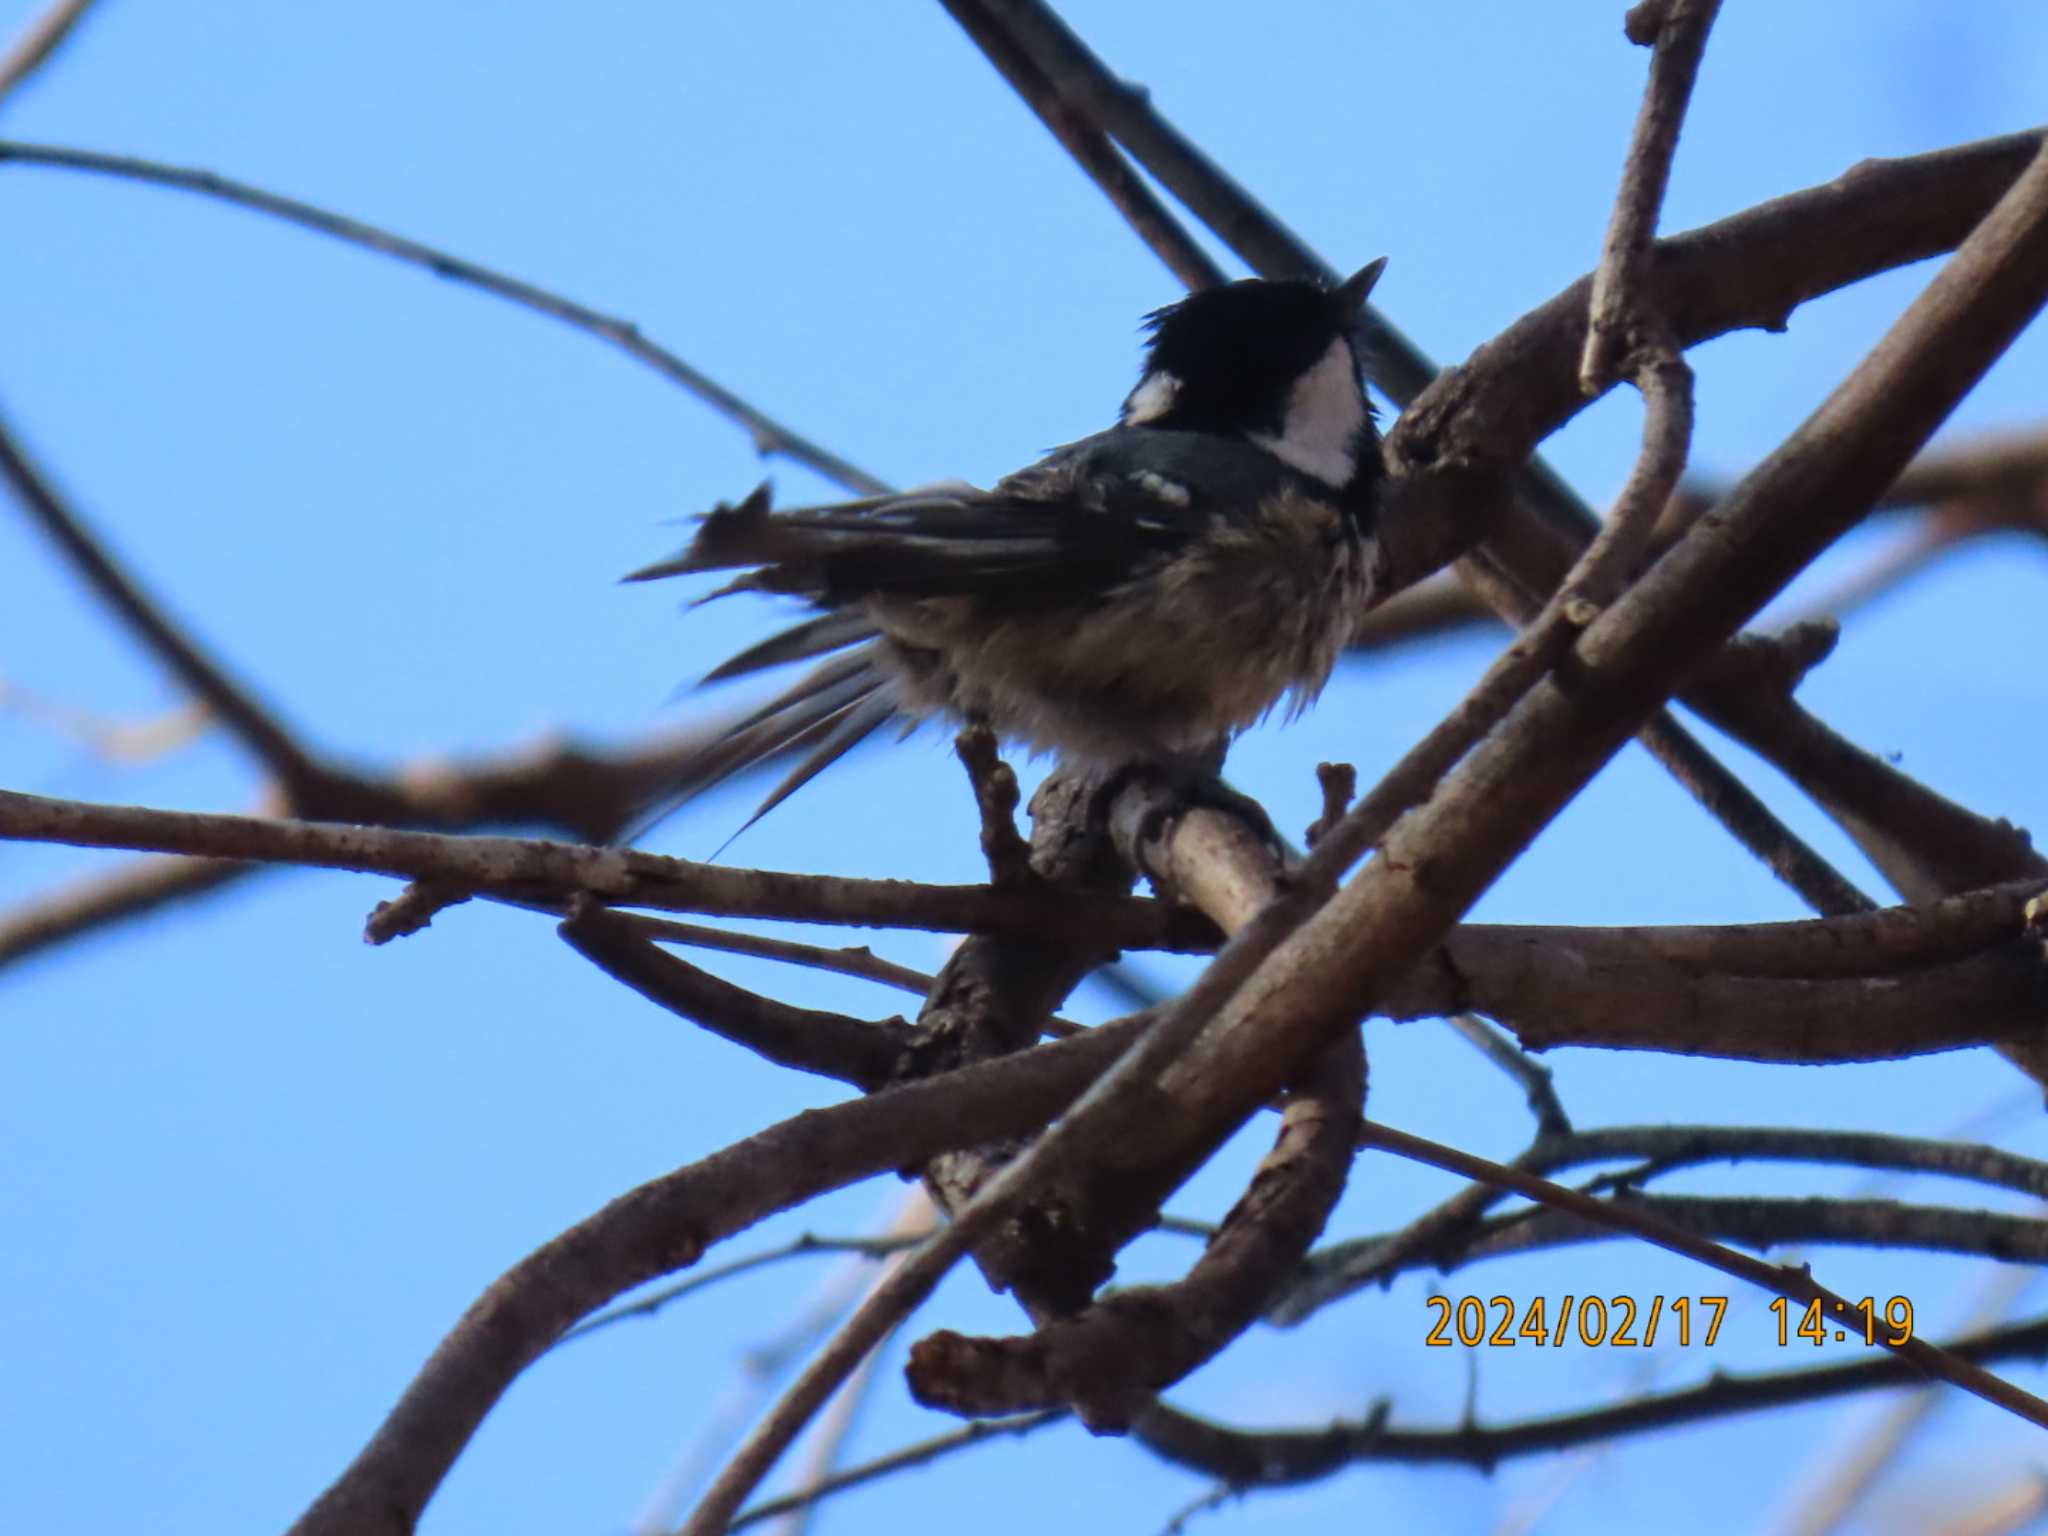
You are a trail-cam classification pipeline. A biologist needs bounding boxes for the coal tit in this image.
[628,261,1390,831]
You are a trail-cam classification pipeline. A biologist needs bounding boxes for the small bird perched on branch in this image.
[628,261,1390,836]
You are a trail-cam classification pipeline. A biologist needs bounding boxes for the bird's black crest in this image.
[1134,278,1363,439]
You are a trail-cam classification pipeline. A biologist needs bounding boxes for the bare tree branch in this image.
[558,903,915,1089]
[0,716,854,972]
[1389,128,2047,508]
[1695,671,2047,899]
[904,1026,1364,1427]
[1386,934,2048,1063]
[1877,423,2048,510]
[911,768,1143,1311]
[285,1009,1148,1536]
[0,787,1200,951]
[1560,0,1718,628]
[676,1141,1046,1534]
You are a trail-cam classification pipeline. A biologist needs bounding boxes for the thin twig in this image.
[1633,712,1875,917]
[1446,1013,1570,1137]
[1770,1266,2034,1536]
[1448,558,1872,919]
[0,139,890,496]
[764,1343,887,1536]
[1357,1120,2048,1430]
[0,850,251,967]
[939,0,1226,290]
[598,910,1084,1038]
[362,880,471,943]
[0,0,102,106]
[0,410,329,791]
[623,1192,923,1534]
[1418,1190,2048,1273]
[955,726,1032,886]
[1304,762,1356,850]
[675,1193,998,1534]
[1932,1476,2048,1536]
[606,913,937,997]
[0,676,208,762]
[1580,0,1723,392]
[1153,1482,1236,1536]
[556,1233,920,1347]
[758,1188,936,1536]
[1564,0,1716,649]
[725,1411,1067,1533]
[1282,1121,2048,1321]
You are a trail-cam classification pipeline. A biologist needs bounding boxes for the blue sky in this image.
[4,5,2048,1533]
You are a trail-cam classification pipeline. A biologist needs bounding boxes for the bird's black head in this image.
[1121,263,1385,488]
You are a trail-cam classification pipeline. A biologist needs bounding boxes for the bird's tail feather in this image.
[701,611,878,685]
[624,483,929,847]
[620,635,905,850]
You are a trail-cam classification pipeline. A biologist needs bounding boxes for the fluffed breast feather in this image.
[625,425,1385,828]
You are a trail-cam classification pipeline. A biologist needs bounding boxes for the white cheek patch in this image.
[1122,369,1182,425]
[1250,337,1366,487]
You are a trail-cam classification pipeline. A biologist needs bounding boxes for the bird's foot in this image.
[1088,756,1293,877]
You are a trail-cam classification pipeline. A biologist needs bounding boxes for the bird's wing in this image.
[625,429,1257,610]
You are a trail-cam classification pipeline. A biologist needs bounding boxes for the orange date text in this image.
[1423,1294,1728,1348]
